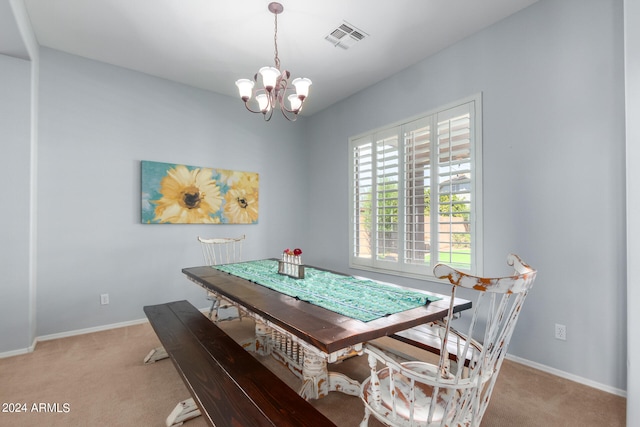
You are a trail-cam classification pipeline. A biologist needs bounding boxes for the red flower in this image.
[293,248,302,256]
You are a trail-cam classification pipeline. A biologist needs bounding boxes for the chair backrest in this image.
[432,253,537,425]
[197,235,245,266]
[362,254,537,427]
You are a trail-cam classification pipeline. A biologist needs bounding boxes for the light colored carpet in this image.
[0,320,626,426]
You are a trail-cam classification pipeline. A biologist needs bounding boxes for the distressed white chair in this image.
[144,235,245,365]
[360,254,537,427]
[198,235,245,321]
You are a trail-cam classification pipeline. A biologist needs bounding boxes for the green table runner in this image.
[213,259,441,322]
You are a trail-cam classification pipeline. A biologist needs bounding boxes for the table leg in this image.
[299,351,329,400]
[298,351,361,399]
[328,372,360,396]
[252,317,361,400]
[254,320,271,356]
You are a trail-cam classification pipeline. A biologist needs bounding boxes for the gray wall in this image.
[305,0,626,391]
[0,53,32,352]
[625,0,640,421]
[0,0,629,397]
[34,48,309,335]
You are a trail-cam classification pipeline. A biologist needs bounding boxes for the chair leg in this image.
[208,298,219,320]
[360,407,371,427]
[215,305,241,322]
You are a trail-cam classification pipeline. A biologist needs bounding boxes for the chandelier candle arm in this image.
[234,2,312,122]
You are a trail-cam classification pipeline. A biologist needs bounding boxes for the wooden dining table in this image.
[182,260,471,400]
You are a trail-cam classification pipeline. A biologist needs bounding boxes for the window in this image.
[349,94,482,279]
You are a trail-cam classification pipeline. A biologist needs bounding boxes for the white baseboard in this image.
[0,317,149,359]
[36,317,150,342]
[0,342,37,358]
[505,353,626,397]
[0,308,213,359]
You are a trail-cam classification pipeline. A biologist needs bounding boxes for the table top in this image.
[183,261,472,354]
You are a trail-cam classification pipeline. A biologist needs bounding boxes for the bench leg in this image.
[143,346,169,364]
[165,397,201,427]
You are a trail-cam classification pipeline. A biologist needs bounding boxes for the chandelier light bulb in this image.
[288,94,302,111]
[258,67,280,91]
[256,94,270,113]
[235,79,255,101]
[292,78,312,99]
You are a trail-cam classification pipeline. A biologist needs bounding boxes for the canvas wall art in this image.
[141,160,259,224]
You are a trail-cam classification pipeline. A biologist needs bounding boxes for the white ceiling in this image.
[12,0,538,116]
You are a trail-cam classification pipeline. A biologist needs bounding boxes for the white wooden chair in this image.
[198,235,245,321]
[359,254,537,427]
[143,234,248,364]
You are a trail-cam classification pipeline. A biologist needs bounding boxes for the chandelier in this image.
[235,2,312,122]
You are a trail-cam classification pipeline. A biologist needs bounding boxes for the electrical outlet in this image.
[100,294,109,305]
[555,323,566,341]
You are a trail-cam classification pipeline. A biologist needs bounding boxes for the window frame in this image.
[348,94,483,280]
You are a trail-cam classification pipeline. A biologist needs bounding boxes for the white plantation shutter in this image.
[436,104,473,270]
[403,117,432,271]
[349,94,482,278]
[351,136,373,261]
[375,129,400,265]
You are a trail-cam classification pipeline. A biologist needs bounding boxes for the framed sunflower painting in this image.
[141,160,259,224]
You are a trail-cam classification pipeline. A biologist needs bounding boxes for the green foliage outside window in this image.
[359,185,469,243]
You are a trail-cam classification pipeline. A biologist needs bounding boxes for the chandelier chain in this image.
[273,12,280,70]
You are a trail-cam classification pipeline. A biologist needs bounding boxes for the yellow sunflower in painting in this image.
[153,165,222,223]
[218,169,245,187]
[223,173,259,223]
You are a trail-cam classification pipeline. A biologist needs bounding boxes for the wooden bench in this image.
[389,321,477,367]
[144,300,336,427]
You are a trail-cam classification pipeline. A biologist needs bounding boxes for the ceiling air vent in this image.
[325,21,368,50]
